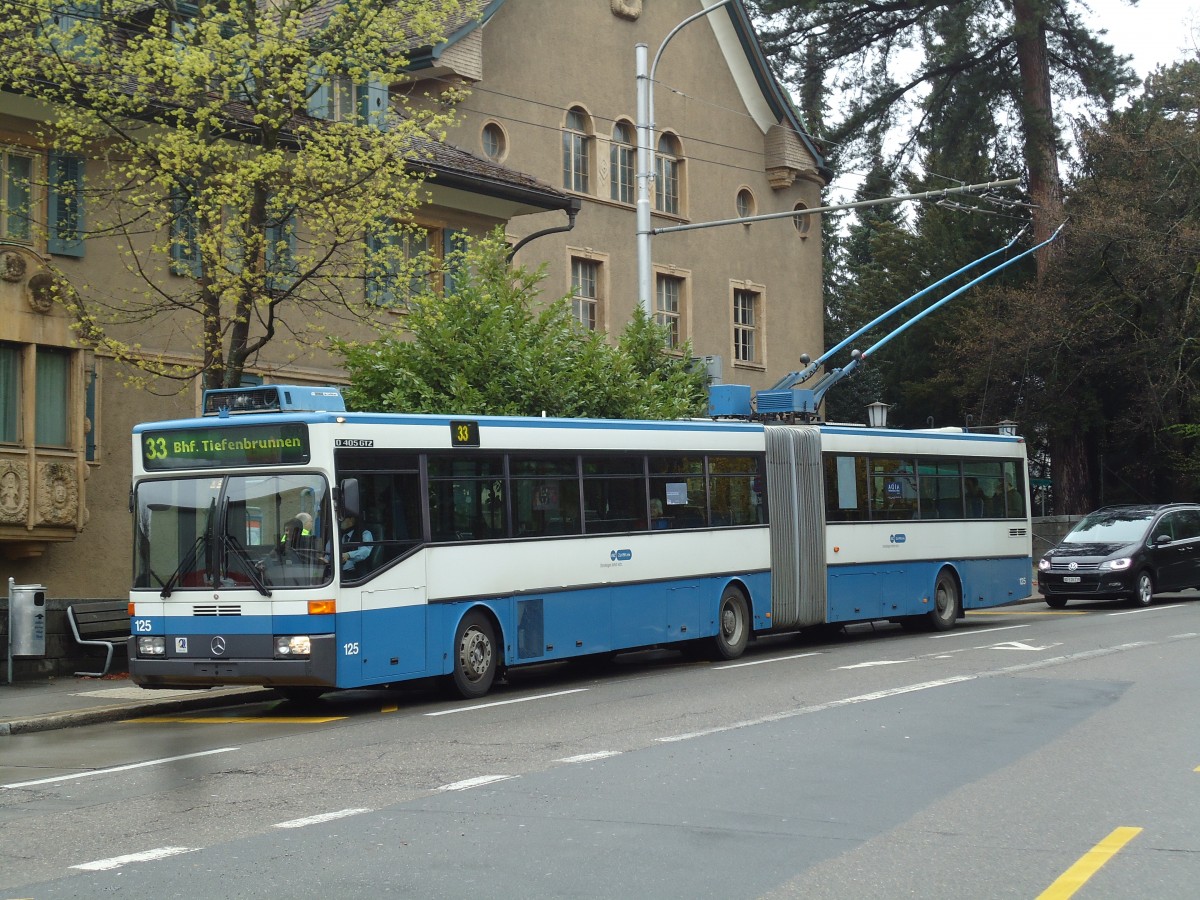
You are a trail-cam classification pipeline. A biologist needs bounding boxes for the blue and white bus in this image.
[128,386,1032,699]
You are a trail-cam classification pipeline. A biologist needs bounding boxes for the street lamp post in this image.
[636,0,737,317]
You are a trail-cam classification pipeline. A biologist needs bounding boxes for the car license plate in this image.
[1063,576,1081,583]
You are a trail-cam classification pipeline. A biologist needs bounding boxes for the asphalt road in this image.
[3,595,1199,898]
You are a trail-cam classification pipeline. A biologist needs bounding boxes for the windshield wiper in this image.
[160,534,207,598]
[223,532,272,597]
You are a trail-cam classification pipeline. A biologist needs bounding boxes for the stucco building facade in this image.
[0,0,826,632]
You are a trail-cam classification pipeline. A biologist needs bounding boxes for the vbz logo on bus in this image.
[889,533,907,544]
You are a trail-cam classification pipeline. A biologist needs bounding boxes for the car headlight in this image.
[1038,558,1051,571]
[274,635,312,658]
[138,636,166,656]
[1102,558,1132,571]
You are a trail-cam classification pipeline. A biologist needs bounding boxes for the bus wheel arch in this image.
[928,566,961,632]
[710,582,751,660]
[449,606,503,699]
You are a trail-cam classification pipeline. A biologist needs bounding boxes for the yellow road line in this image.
[1037,826,1142,899]
[381,705,399,713]
[136,716,346,724]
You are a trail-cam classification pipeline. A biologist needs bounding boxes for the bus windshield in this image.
[134,473,331,593]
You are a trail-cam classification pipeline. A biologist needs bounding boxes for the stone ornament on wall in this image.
[27,271,57,314]
[611,0,642,21]
[36,461,79,526]
[1,250,28,282]
[0,460,30,524]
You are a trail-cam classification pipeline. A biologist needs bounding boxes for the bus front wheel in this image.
[711,586,750,660]
[928,570,960,632]
[451,611,497,699]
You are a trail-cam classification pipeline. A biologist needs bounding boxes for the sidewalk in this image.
[0,673,278,736]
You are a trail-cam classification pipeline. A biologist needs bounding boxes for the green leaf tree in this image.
[952,58,1200,509]
[749,0,1136,277]
[334,232,708,419]
[1,0,466,389]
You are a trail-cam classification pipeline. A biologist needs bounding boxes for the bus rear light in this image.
[138,636,166,656]
[308,600,336,615]
[128,602,136,616]
[274,635,312,658]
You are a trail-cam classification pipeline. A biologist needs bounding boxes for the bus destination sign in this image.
[142,423,310,470]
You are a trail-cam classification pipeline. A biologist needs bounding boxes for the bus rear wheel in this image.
[451,610,497,699]
[927,570,960,632]
[711,586,750,660]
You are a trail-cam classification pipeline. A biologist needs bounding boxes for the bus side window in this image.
[512,456,580,538]
[824,454,868,521]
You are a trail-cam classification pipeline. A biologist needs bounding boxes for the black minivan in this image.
[1038,503,1200,608]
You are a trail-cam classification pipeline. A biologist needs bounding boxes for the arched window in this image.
[562,107,592,193]
[655,133,682,215]
[610,121,635,204]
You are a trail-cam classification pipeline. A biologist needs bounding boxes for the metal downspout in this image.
[506,198,582,262]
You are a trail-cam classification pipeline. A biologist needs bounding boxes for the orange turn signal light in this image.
[308,599,336,615]
[128,602,136,616]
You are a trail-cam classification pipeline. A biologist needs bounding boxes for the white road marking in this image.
[929,624,1031,639]
[556,751,621,764]
[713,651,821,669]
[657,676,977,743]
[984,640,1062,651]
[72,847,196,871]
[838,659,914,669]
[657,638,1167,744]
[1109,604,1184,616]
[2,747,239,789]
[274,808,372,829]
[424,688,588,717]
[437,775,515,792]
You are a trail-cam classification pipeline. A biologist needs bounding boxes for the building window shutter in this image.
[366,78,389,130]
[48,153,85,257]
[307,67,331,119]
[365,230,396,306]
[170,183,202,278]
[443,229,468,294]
[265,212,298,291]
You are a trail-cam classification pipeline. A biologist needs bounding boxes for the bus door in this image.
[356,586,428,680]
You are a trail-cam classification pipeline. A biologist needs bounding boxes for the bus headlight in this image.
[274,635,312,658]
[138,636,166,656]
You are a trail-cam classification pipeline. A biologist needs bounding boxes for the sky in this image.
[1085,0,1197,77]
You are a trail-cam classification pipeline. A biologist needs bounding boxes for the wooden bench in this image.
[67,600,130,677]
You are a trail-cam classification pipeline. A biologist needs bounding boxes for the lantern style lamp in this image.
[866,401,890,428]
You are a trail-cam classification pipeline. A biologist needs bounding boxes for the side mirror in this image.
[1154,533,1172,545]
[338,478,361,520]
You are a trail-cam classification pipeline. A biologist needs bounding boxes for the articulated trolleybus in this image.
[128,384,1032,700]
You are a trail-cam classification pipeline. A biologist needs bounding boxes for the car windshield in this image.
[1062,509,1154,545]
[134,473,331,592]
